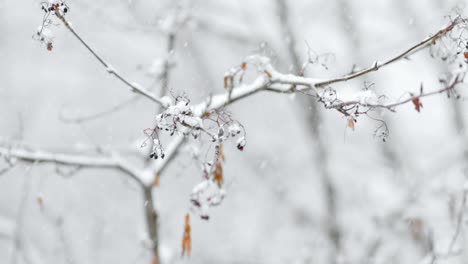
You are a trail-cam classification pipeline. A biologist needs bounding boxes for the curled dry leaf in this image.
[213,161,223,188]
[214,145,224,188]
[217,144,225,162]
[241,62,246,71]
[347,118,355,131]
[412,97,422,112]
[181,213,191,257]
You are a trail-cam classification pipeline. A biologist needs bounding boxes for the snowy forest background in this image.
[1,0,468,263]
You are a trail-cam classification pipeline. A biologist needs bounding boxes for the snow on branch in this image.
[323,75,464,112]
[31,3,468,186]
[194,15,468,113]
[0,146,145,186]
[143,16,468,181]
[34,3,467,117]
[31,2,468,224]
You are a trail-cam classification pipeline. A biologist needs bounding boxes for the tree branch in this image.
[314,17,466,88]
[54,11,166,107]
[324,75,464,113]
[140,16,468,188]
[0,146,145,186]
[55,10,465,116]
[191,15,466,113]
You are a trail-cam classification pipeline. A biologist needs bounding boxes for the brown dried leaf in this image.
[37,196,43,209]
[412,98,422,112]
[181,213,191,257]
[214,145,224,188]
[214,161,223,188]
[347,118,355,131]
[241,62,246,71]
[218,145,225,162]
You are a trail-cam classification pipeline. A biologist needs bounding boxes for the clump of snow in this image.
[319,88,337,107]
[236,137,246,151]
[140,169,156,186]
[37,26,53,38]
[131,82,143,90]
[352,89,379,105]
[159,244,175,263]
[190,179,226,220]
[228,123,242,137]
[106,64,115,74]
[159,96,173,108]
[158,12,177,34]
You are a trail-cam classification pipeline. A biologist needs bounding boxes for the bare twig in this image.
[189,16,466,112]
[60,96,140,124]
[54,10,466,115]
[314,17,467,88]
[54,11,166,107]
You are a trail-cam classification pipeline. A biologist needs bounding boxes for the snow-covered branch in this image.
[323,74,465,114]
[0,146,145,186]
[143,16,468,184]
[193,16,466,113]
[46,7,466,118]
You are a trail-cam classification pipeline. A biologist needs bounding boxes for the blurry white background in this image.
[1,0,468,263]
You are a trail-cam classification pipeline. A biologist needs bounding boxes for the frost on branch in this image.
[33,1,70,51]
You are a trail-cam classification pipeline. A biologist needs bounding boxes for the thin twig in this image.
[325,76,463,112]
[60,96,140,124]
[314,17,466,88]
[54,11,166,107]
